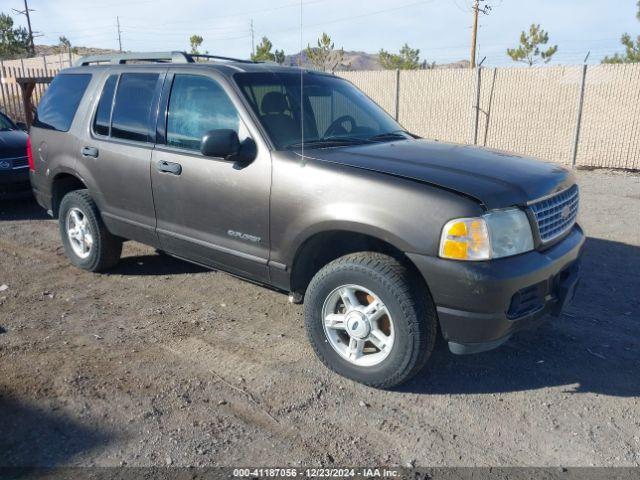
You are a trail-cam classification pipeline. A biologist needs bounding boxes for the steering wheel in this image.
[324,115,357,137]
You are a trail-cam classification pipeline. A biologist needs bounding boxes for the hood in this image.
[0,130,28,159]
[302,139,574,209]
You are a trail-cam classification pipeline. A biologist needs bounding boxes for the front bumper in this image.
[408,224,585,354]
[0,168,31,198]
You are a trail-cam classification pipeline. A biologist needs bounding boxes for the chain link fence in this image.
[0,58,638,170]
[342,64,640,170]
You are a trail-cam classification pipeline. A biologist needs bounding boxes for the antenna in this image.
[300,0,304,164]
[250,19,255,57]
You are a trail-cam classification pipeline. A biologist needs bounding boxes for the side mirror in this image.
[201,129,240,159]
[16,122,28,131]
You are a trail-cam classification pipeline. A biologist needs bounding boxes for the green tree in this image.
[189,34,203,55]
[602,1,640,64]
[251,36,274,61]
[274,49,285,65]
[306,32,345,73]
[0,13,30,60]
[379,43,422,70]
[507,24,558,66]
[59,35,71,54]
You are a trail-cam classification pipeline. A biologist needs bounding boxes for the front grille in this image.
[0,156,29,169]
[529,185,579,243]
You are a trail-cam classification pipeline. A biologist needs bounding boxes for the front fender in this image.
[270,154,484,268]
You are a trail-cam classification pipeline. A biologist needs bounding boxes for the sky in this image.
[8,0,640,66]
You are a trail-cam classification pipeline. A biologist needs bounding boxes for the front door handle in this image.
[157,160,182,175]
[81,146,99,158]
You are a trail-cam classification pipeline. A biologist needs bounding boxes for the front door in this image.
[150,71,271,282]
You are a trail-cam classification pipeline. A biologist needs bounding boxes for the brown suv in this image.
[28,52,584,388]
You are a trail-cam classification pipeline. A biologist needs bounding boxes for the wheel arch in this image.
[289,229,428,299]
[51,172,87,218]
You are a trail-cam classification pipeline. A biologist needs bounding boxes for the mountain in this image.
[30,45,468,71]
[35,45,118,57]
[284,50,469,71]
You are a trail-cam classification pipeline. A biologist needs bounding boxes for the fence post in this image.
[473,66,482,145]
[394,68,400,121]
[483,67,498,146]
[0,61,7,115]
[42,55,49,76]
[571,64,588,167]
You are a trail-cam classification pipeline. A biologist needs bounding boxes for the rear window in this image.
[93,74,118,136]
[34,73,92,132]
[111,73,159,142]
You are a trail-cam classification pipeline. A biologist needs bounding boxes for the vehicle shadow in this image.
[403,237,640,397]
[0,197,48,221]
[0,393,113,469]
[106,254,209,276]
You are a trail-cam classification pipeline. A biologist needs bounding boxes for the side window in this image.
[111,73,159,142]
[167,75,240,151]
[34,73,92,132]
[93,74,118,136]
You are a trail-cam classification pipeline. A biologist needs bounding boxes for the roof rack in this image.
[75,51,257,66]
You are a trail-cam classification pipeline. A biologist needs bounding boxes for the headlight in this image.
[439,208,534,261]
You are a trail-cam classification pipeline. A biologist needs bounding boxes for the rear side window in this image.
[111,73,159,142]
[93,74,118,136]
[34,73,91,132]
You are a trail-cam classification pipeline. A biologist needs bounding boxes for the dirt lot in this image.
[0,169,639,468]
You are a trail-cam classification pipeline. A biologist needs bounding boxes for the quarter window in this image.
[93,74,118,136]
[167,75,240,151]
[34,73,92,132]
[111,73,160,142]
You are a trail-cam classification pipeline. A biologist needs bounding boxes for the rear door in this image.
[77,69,165,246]
[150,69,271,281]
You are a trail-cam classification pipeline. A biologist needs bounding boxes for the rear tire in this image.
[58,190,122,272]
[304,252,436,388]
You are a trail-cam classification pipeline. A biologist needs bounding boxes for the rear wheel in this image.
[304,252,436,388]
[58,190,122,272]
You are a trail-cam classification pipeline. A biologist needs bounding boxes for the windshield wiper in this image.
[285,136,369,150]
[367,130,410,142]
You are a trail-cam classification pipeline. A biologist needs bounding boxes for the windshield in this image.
[234,71,408,150]
[0,113,16,131]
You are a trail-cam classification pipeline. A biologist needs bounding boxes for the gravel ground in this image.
[0,169,638,468]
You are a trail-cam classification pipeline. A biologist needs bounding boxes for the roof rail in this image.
[188,53,257,64]
[75,51,257,66]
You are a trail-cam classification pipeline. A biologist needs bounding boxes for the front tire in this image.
[58,190,122,272]
[304,252,437,388]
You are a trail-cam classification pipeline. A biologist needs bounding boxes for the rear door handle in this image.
[81,146,99,158]
[157,160,182,175]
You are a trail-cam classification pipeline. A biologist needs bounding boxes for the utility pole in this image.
[116,16,123,53]
[12,0,37,55]
[470,0,479,68]
[250,19,255,57]
[470,0,491,68]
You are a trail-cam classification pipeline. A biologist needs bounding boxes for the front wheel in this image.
[304,252,437,388]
